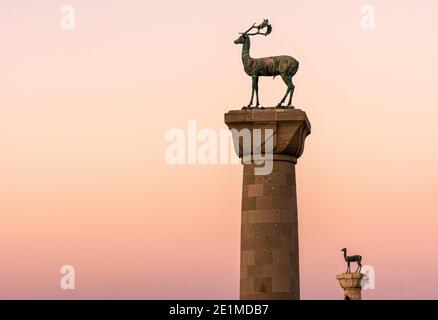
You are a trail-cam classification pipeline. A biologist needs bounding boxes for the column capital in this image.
[224,108,311,161]
[336,273,364,300]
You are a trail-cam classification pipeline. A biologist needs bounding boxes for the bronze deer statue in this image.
[234,19,299,109]
[341,248,362,273]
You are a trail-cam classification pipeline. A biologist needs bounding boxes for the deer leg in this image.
[276,76,292,108]
[248,87,254,108]
[247,76,258,108]
[357,260,362,273]
[254,76,260,107]
[286,79,295,107]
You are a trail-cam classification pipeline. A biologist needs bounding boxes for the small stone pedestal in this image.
[224,108,311,300]
[336,273,364,300]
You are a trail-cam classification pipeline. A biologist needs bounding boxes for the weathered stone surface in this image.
[225,108,311,301]
[272,277,291,293]
[254,277,272,293]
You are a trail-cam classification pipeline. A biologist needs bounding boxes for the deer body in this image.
[235,20,299,108]
[241,38,298,78]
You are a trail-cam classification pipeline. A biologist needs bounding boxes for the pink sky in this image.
[1,0,438,299]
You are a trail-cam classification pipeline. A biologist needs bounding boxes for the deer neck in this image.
[343,250,347,259]
[241,38,252,64]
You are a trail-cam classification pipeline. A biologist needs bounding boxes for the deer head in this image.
[234,19,273,44]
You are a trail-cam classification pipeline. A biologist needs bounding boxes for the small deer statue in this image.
[234,19,299,109]
[341,248,362,273]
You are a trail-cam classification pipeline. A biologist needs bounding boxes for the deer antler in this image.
[242,23,257,35]
[242,19,273,36]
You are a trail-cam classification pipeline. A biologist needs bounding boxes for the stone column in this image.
[224,108,311,300]
[336,273,364,300]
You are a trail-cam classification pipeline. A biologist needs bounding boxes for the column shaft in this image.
[240,160,299,300]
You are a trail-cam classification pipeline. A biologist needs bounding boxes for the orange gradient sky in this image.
[1,0,438,299]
